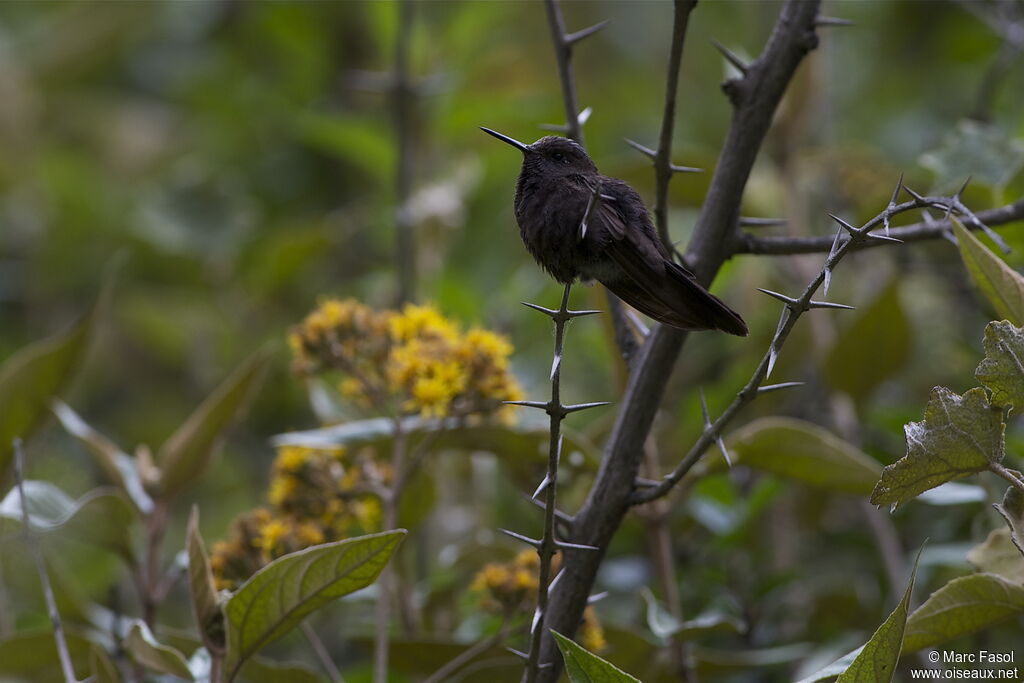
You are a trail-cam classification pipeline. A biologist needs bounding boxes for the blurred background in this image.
[1,1,1023,680]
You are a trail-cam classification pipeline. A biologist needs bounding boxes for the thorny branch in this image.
[736,198,1024,255]
[632,182,968,505]
[535,3,823,680]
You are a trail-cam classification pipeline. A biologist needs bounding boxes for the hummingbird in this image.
[481,128,747,336]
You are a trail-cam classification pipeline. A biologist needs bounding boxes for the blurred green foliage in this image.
[2,1,1024,681]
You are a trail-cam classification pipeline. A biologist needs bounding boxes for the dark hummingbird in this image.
[481,128,747,336]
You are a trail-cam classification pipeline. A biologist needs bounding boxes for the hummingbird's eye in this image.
[552,151,565,163]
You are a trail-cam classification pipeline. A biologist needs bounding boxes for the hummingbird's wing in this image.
[593,183,748,336]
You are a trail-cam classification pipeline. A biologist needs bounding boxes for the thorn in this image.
[503,400,550,411]
[562,401,612,414]
[588,591,609,604]
[565,19,610,45]
[884,172,904,236]
[567,308,603,318]
[827,212,859,235]
[739,217,787,227]
[670,163,703,174]
[903,184,927,203]
[756,287,800,307]
[865,233,904,244]
[808,300,856,310]
[521,301,560,317]
[499,528,541,547]
[624,138,657,160]
[548,568,565,592]
[956,175,972,200]
[507,648,529,660]
[555,540,601,551]
[823,228,844,296]
[715,434,731,468]
[634,477,661,488]
[698,389,713,429]
[766,308,791,380]
[530,606,542,635]
[576,106,592,126]
[623,308,650,337]
[711,39,749,75]
[815,15,855,26]
[758,381,805,395]
[522,495,575,526]
[550,353,561,380]
[532,475,552,500]
[766,346,779,380]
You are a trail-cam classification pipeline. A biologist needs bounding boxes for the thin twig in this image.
[653,0,699,251]
[424,617,509,683]
[373,416,406,683]
[992,462,1024,494]
[302,621,344,683]
[14,438,78,683]
[735,198,1024,255]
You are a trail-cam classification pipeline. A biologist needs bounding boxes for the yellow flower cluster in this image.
[470,549,606,651]
[289,299,522,419]
[210,445,384,590]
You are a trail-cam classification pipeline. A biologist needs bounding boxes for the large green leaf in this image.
[904,573,1024,652]
[552,630,641,683]
[835,548,921,683]
[975,320,1024,413]
[187,506,225,656]
[870,387,1004,507]
[823,280,911,403]
[720,418,881,495]
[0,481,136,564]
[953,217,1024,325]
[124,619,193,680]
[0,300,100,476]
[156,350,269,497]
[223,529,406,680]
[272,415,598,469]
[966,528,1024,583]
[52,399,153,513]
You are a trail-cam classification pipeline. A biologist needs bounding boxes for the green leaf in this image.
[273,415,598,468]
[52,399,154,513]
[156,350,269,496]
[720,418,881,495]
[90,644,121,683]
[795,647,864,683]
[975,320,1024,413]
[640,588,742,641]
[223,529,406,680]
[903,573,1024,652]
[187,506,225,655]
[994,485,1024,558]
[124,619,194,680]
[823,280,911,403]
[0,299,99,476]
[953,217,1024,325]
[0,628,94,681]
[0,481,137,564]
[835,547,921,683]
[919,119,1024,192]
[966,528,1024,583]
[552,630,641,683]
[870,387,1004,507]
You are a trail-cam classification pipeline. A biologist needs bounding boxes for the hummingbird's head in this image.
[481,128,597,178]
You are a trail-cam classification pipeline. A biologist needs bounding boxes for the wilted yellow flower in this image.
[580,606,607,653]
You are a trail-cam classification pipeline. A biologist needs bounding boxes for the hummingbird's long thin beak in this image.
[480,127,530,153]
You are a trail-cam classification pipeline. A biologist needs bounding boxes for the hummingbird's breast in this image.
[513,171,606,284]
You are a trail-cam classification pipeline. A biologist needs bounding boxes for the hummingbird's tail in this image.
[602,258,748,336]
